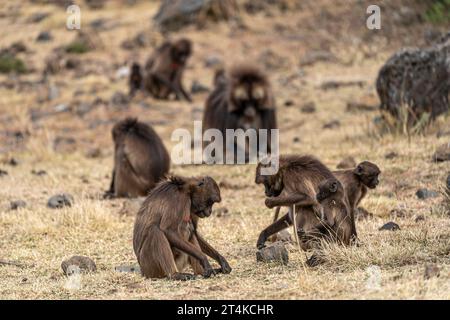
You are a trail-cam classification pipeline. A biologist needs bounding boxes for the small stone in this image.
[190,80,209,94]
[118,198,145,216]
[415,215,425,223]
[36,31,53,42]
[7,158,19,166]
[256,242,289,265]
[85,148,101,159]
[293,136,300,143]
[323,120,340,129]
[385,152,398,160]
[432,144,450,162]
[336,156,356,169]
[213,207,229,217]
[27,12,50,23]
[416,188,439,200]
[31,169,47,176]
[300,101,316,113]
[61,256,96,275]
[10,200,27,210]
[204,55,222,68]
[284,100,294,107]
[115,264,141,273]
[110,91,129,109]
[0,169,8,177]
[424,263,440,280]
[379,222,400,231]
[48,193,74,209]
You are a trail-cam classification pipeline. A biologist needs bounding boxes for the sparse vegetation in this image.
[425,0,450,24]
[0,54,26,74]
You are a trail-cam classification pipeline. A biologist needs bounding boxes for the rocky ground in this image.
[0,0,449,299]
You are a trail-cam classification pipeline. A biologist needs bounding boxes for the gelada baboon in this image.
[333,161,380,238]
[105,118,170,198]
[203,64,277,160]
[142,38,192,102]
[255,155,335,249]
[129,62,142,97]
[133,176,232,280]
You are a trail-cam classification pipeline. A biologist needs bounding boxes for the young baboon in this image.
[255,155,335,249]
[142,38,192,102]
[203,64,277,161]
[105,118,170,198]
[133,176,232,280]
[129,62,142,97]
[333,161,381,238]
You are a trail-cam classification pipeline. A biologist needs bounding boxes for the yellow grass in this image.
[0,0,449,299]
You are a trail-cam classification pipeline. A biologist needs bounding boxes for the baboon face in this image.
[354,161,381,189]
[190,177,221,218]
[229,78,268,129]
[255,164,283,197]
[171,39,192,65]
[316,178,344,202]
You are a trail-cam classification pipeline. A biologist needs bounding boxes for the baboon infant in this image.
[133,176,232,280]
[334,161,380,237]
[105,118,170,198]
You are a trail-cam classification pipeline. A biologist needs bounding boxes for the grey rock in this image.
[36,31,53,42]
[300,101,316,113]
[61,256,96,275]
[376,34,449,126]
[204,55,222,68]
[385,152,398,160]
[256,242,288,265]
[0,169,8,177]
[27,12,50,23]
[416,188,439,200]
[379,222,400,231]
[47,193,74,209]
[424,263,440,280]
[323,120,340,129]
[10,200,26,210]
[115,264,141,273]
[191,80,210,94]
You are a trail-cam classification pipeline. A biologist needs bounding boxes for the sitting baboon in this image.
[133,176,232,280]
[105,118,170,198]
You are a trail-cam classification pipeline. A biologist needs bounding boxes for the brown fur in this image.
[133,176,231,280]
[333,161,381,238]
[203,64,277,159]
[129,62,142,97]
[106,118,170,198]
[255,155,335,249]
[142,38,192,102]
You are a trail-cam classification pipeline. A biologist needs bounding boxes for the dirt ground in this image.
[0,0,449,299]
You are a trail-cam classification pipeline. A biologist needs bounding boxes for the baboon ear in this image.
[353,165,363,176]
[329,181,338,193]
[252,85,265,100]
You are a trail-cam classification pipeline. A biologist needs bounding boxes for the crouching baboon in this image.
[203,64,277,161]
[105,118,170,198]
[141,38,192,102]
[133,176,232,280]
[333,161,381,238]
[255,155,335,249]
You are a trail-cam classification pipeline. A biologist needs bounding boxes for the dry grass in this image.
[0,0,449,299]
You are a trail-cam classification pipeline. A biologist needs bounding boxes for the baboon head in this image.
[189,176,221,218]
[255,162,283,197]
[353,161,381,189]
[112,117,138,144]
[171,39,192,65]
[228,65,272,130]
[316,178,344,202]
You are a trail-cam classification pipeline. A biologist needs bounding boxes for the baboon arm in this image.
[176,76,192,102]
[265,193,317,209]
[195,233,224,263]
[152,73,186,100]
[256,213,292,249]
[164,229,207,263]
[108,170,115,193]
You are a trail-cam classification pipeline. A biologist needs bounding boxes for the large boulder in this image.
[376,33,449,127]
[153,0,240,32]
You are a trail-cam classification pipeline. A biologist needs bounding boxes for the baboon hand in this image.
[265,197,277,208]
[218,257,232,274]
[201,259,215,278]
[256,233,267,250]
